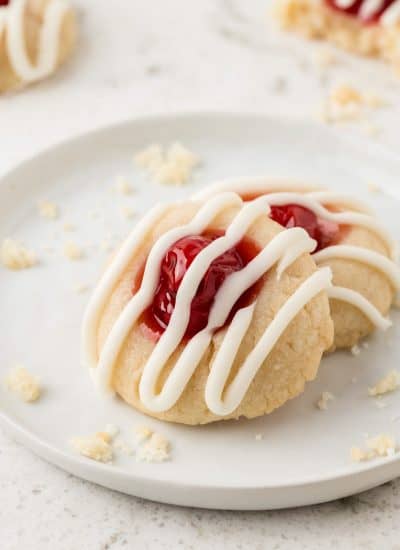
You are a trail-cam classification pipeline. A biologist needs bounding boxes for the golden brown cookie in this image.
[274,0,400,73]
[83,194,333,425]
[0,0,76,93]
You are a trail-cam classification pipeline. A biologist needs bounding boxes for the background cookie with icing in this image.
[275,0,400,73]
[195,179,400,350]
[0,0,76,93]
[82,192,333,425]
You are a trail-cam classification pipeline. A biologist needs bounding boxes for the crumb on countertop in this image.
[351,344,361,357]
[5,366,41,402]
[368,370,399,397]
[1,238,37,270]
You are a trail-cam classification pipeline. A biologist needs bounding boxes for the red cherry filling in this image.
[269,204,340,252]
[137,233,260,342]
[325,0,396,23]
[0,0,10,5]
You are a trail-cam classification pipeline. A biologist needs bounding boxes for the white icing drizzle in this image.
[328,0,400,24]
[194,178,400,330]
[313,245,400,289]
[2,0,69,83]
[84,191,333,415]
[327,286,392,330]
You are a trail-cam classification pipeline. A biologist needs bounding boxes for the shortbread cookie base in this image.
[97,202,334,425]
[275,0,400,72]
[0,0,77,93]
[321,225,395,349]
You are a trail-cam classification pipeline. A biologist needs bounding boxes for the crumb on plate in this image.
[368,370,399,397]
[5,366,41,402]
[1,238,37,270]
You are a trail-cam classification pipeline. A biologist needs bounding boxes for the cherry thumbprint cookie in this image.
[275,0,400,73]
[0,0,77,93]
[195,180,400,350]
[82,193,333,424]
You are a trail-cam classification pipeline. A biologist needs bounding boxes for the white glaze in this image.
[84,191,332,415]
[194,178,400,330]
[328,0,400,24]
[327,286,392,330]
[2,0,69,83]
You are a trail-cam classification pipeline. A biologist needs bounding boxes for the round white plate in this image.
[1,113,400,510]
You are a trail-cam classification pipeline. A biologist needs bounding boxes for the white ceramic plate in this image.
[1,113,400,510]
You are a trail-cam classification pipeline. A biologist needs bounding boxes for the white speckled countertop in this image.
[1,1,400,548]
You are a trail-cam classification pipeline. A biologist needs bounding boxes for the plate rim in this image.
[1,111,400,508]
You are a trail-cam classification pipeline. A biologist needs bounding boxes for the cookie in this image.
[195,179,400,349]
[0,0,76,93]
[274,0,400,73]
[82,193,333,424]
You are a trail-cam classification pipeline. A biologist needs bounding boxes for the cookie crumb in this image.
[351,434,396,462]
[316,391,335,410]
[64,242,84,261]
[63,222,76,232]
[115,177,134,196]
[104,423,120,439]
[255,433,263,441]
[1,238,37,270]
[136,432,170,463]
[38,200,59,220]
[134,425,153,444]
[5,366,41,402]
[121,206,136,220]
[368,370,399,397]
[350,344,361,357]
[134,142,199,186]
[74,283,90,294]
[71,433,113,463]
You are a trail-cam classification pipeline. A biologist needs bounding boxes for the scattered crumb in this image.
[134,142,199,186]
[71,433,113,463]
[375,399,388,409]
[100,238,113,253]
[350,434,396,463]
[0,238,37,270]
[88,210,100,220]
[114,439,134,456]
[361,121,381,138]
[121,206,136,220]
[74,283,90,294]
[351,344,361,357]
[5,366,41,402]
[368,370,399,397]
[136,432,170,463]
[104,423,120,439]
[316,391,335,411]
[115,177,134,196]
[38,200,59,220]
[64,241,84,261]
[134,425,153,444]
[318,85,387,128]
[312,48,337,70]
[255,433,263,441]
[330,85,363,107]
[63,222,76,232]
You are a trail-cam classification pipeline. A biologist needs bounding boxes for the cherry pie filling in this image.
[0,0,10,6]
[324,0,396,24]
[134,233,261,342]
